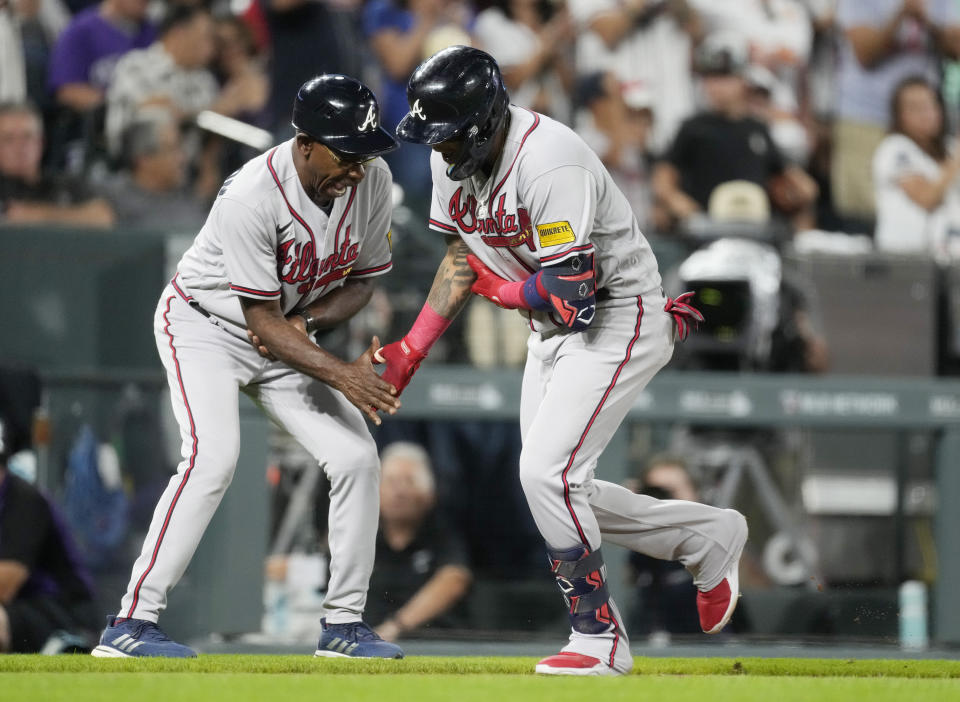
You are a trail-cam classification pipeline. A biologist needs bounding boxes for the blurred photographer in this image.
[368,442,472,641]
[626,454,703,636]
[0,416,100,653]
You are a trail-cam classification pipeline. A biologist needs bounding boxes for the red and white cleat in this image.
[534,652,622,676]
[697,562,740,634]
[699,510,747,634]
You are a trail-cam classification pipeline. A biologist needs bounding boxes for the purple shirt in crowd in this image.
[47,6,156,94]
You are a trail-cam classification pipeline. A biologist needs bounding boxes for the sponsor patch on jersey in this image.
[536,221,575,248]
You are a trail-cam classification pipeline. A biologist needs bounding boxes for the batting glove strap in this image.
[664,291,705,342]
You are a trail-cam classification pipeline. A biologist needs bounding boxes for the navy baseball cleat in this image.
[91,616,197,658]
[314,618,404,659]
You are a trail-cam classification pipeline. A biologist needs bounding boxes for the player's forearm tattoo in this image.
[427,239,475,319]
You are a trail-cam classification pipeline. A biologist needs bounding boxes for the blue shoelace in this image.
[328,622,382,642]
[123,620,173,643]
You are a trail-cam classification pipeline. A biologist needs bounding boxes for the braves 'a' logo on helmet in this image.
[358,105,378,132]
[410,99,427,121]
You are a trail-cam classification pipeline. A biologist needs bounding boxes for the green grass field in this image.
[3,655,959,702]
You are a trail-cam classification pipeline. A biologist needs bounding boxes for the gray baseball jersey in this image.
[427,105,661,332]
[117,140,393,626]
[177,138,393,334]
[424,106,746,670]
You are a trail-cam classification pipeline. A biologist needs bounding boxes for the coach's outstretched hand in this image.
[336,337,401,425]
[374,336,427,397]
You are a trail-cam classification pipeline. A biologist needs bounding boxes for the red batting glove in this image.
[467,254,518,309]
[375,337,427,396]
[664,291,705,341]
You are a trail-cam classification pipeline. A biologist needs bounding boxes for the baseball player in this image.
[377,47,748,676]
[92,75,404,659]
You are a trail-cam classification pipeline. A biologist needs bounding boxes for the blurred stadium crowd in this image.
[0,0,952,232]
[4,0,960,369]
[2,0,958,651]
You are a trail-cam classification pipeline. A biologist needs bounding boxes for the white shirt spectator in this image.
[0,7,26,102]
[105,41,218,156]
[691,0,812,64]
[0,0,70,102]
[570,0,695,154]
[474,6,571,122]
[873,133,960,258]
[691,0,812,116]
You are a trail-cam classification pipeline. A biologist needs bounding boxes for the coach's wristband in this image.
[295,309,317,333]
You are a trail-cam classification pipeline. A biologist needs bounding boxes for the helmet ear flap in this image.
[477,89,508,146]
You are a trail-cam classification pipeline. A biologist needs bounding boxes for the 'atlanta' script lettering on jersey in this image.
[277,226,359,295]
[448,188,535,250]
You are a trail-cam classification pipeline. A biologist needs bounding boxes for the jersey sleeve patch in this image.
[536,221,576,248]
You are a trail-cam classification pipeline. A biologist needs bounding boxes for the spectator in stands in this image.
[98,112,208,229]
[0,0,70,107]
[802,3,848,230]
[0,101,114,226]
[364,0,473,202]
[47,0,155,113]
[574,71,662,231]
[260,0,363,140]
[690,0,813,114]
[652,34,817,231]
[833,0,960,229]
[474,0,574,123]
[0,1,27,104]
[368,442,472,641]
[213,16,269,130]
[873,76,960,258]
[208,15,271,178]
[569,0,702,155]
[0,416,100,654]
[744,64,811,168]
[104,4,218,157]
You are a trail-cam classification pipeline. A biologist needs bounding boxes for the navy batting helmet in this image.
[292,74,398,159]
[396,46,509,180]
